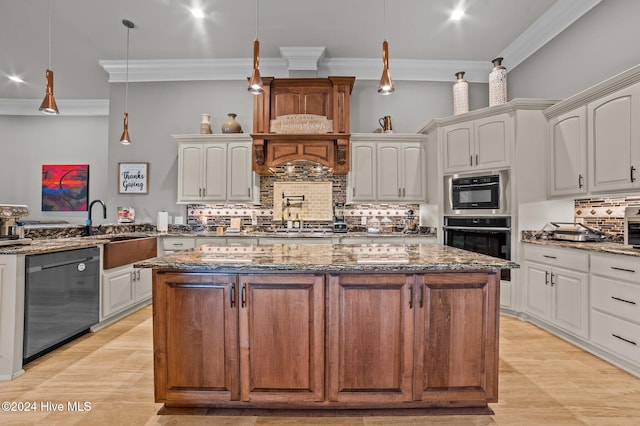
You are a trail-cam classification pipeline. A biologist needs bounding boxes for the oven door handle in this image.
[443,226,511,232]
[453,182,499,189]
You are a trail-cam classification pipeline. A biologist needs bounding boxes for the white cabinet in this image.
[174,134,257,204]
[101,264,152,321]
[377,143,426,201]
[348,142,376,201]
[348,134,427,203]
[588,84,640,193]
[548,107,587,196]
[590,253,640,368]
[524,245,589,339]
[442,114,511,173]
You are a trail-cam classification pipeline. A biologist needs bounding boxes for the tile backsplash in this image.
[574,195,640,237]
[185,160,422,231]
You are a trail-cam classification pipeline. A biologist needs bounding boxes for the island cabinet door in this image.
[327,273,415,404]
[413,272,499,404]
[153,272,239,405]
[238,273,324,403]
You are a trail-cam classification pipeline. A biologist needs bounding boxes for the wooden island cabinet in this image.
[142,242,514,412]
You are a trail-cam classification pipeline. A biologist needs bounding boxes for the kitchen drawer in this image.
[161,237,195,251]
[591,252,640,283]
[591,275,640,324]
[591,310,640,365]
[195,237,226,246]
[523,244,589,272]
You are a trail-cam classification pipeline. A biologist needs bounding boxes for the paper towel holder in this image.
[157,211,169,233]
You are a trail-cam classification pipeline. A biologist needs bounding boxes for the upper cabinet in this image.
[173,134,258,204]
[548,106,587,197]
[442,113,512,173]
[588,84,640,193]
[347,134,427,203]
[544,65,640,197]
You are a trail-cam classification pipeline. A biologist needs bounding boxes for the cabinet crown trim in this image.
[420,98,558,134]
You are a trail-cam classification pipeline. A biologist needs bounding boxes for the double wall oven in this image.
[443,170,511,281]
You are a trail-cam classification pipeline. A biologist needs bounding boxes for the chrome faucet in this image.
[86,199,107,235]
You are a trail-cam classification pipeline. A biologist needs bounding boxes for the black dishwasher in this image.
[23,247,100,363]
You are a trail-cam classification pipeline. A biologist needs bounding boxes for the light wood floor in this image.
[1,307,639,425]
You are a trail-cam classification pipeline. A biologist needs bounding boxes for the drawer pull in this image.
[611,296,636,305]
[611,266,636,273]
[612,333,637,346]
[173,243,183,246]
[543,254,557,259]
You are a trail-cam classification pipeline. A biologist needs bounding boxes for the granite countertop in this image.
[135,242,518,272]
[0,237,111,255]
[161,230,437,239]
[522,238,640,257]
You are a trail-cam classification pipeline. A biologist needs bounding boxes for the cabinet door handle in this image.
[136,270,140,280]
[550,272,556,286]
[230,283,235,308]
[352,187,355,197]
[475,154,478,166]
[631,166,636,183]
[612,333,637,346]
[402,188,406,197]
[611,296,636,305]
[470,155,473,166]
[419,284,424,308]
[247,187,251,197]
[545,270,550,285]
[543,254,557,259]
[131,271,136,281]
[241,283,246,308]
[611,266,636,273]
[398,188,401,197]
[578,174,584,188]
[409,285,414,309]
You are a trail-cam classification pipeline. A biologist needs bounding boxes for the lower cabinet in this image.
[524,245,589,339]
[154,270,500,408]
[101,264,152,321]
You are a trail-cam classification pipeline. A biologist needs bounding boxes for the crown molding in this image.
[0,99,109,116]
[499,0,601,70]
[279,47,326,70]
[100,56,494,84]
[419,98,559,134]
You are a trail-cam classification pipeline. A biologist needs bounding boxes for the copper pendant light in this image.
[39,0,59,114]
[120,19,134,145]
[378,0,395,95]
[248,0,264,95]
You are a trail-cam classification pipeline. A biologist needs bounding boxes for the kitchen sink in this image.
[102,236,157,269]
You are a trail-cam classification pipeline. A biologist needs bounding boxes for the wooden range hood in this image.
[251,76,355,175]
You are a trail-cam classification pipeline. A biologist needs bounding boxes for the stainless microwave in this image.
[444,170,510,215]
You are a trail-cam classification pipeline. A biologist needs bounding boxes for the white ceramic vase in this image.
[489,57,507,107]
[453,71,469,115]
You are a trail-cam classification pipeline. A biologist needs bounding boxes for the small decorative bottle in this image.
[200,114,212,134]
[488,57,507,107]
[452,71,469,115]
[221,113,243,134]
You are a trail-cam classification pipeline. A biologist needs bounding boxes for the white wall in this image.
[0,116,108,225]
[509,0,640,99]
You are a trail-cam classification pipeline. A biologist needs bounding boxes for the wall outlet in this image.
[361,216,367,225]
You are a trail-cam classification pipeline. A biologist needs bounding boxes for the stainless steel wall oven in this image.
[443,216,511,281]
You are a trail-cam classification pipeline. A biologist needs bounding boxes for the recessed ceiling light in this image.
[8,75,24,83]
[191,8,205,19]
[450,8,465,21]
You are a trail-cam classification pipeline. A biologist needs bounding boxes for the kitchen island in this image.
[136,242,518,413]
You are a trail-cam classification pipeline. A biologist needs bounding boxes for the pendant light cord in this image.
[255,0,259,41]
[47,0,52,69]
[125,24,130,113]
[383,0,387,42]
